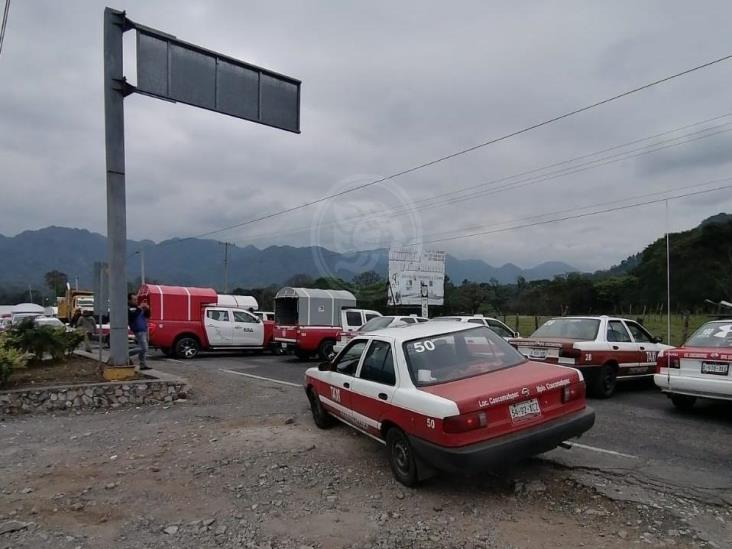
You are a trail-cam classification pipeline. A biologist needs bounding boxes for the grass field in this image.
[497,314,713,347]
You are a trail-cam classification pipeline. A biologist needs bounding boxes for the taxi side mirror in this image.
[652,336,663,343]
[317,361,332,372]
[513,331,520,338]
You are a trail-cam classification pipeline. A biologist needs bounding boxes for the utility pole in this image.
[139,249,145,285]
[28,284,33,303]
[222,242,231,293]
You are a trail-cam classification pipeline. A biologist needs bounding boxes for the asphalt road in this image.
[151,350,732,506]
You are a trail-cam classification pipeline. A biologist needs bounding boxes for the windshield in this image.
[532,318,599,340]
[402,326,526,386]
[685,322,732,348]
[361,316,395,332]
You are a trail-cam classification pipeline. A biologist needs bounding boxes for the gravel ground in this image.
[0,361,725,548]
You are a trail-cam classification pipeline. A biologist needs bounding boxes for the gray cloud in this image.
[1,0,732,273]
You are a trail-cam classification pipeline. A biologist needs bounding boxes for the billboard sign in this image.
[387,247,445,306]
[136,26,300,133]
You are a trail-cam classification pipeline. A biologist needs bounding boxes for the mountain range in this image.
[0,226,577,290]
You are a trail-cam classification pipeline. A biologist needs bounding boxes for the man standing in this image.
[77,311,97,353]
[128,293,150,370]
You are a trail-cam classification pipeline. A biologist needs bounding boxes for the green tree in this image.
[44,270,68,297]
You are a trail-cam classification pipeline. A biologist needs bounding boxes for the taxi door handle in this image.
[612,345,619,350]
[378,393,388,401]
[343,382,350,389]
[639,346,646,351]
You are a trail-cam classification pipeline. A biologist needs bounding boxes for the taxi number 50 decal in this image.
[414,340,436,352]
[426,418,436,429]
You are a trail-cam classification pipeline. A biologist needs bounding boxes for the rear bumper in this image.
[654,374,732,400]
[408,407,595,474]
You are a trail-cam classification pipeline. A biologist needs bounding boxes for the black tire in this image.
[318,339,336,361]
[386,427,419,487]
[671,394,696,410]
[307,388,335,429]
[589,363,617,398]
[294,349,311,361]
[174,336,200,359]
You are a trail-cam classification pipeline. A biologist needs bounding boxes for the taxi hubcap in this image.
[393,439,409,471]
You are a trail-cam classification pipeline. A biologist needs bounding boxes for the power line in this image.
[0,0,10,58]
[235,118,732,242]
[415,182,732,246]
[170,51,732,243]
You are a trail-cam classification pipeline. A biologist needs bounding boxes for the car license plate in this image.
[701,361,729,375]
[280,342,288,349]
[509,398,541,420]
[530,348,547,359]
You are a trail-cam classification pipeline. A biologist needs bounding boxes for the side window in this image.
[359,341,396,386]
[365,313,380,321]
[206,309,229,322]
[400,317,416,324]
[346,311,363,327]
[607,320,632,343]
[416,318,429,323]
[333,340,367,376]
[468,318,484,325]
[487,320,513,338]
[233,311,258,323]
[626,322,653,343]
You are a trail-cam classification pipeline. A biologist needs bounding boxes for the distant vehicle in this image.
[32,316,66,329]
[139,285,274,359]
[9,303,45,325]
[510,316,671,398]
[333,315,428,356]
[430,315,518,339]
[304,322,594,486]
[654,320,732,410]
[254,311,275,322]
[57,289,94,322]
[0,318,12,332]
[273,287,381,360]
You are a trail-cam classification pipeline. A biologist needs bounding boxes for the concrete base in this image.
[103,366,137,381]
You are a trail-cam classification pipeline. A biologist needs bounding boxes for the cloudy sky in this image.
[2,0,732,271]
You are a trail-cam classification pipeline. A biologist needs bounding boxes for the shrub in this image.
[0,334,27,388]
[5,319,78,362]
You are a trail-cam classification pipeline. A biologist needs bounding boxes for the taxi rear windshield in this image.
[532,318,599,340]
[402,326,526,386]
[685,322,732,348]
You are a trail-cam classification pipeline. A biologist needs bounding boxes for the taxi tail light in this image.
[655,353,667,374]
[443,411,487,433]
[561,382,585,403]
[669,356,680,369]
[560,347,581,359]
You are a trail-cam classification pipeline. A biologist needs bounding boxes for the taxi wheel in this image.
[386,428,418,487]
[590,363,617,398]
[308,389,335,429]
[671,394,696,410]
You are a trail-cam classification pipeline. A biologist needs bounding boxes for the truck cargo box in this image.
[274,287,356,327]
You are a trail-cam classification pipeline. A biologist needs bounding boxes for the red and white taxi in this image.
[510,316,670,398]
[304,322,595,486]
[654,320,732,409]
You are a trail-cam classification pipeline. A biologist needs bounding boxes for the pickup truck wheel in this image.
[318,340,336,361]
[307,389,335,429]
[671,394,696,410]
[589,363,617,398]
[386,427,419,487]
[174,337,200,359]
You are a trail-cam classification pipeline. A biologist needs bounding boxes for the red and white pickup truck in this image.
[273,287,381,360]
[138,284,274,359]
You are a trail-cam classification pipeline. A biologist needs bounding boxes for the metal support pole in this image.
[140,249,145,285]
[665,200,671,346]
[223,242,230,293]
[104,8,129,366]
